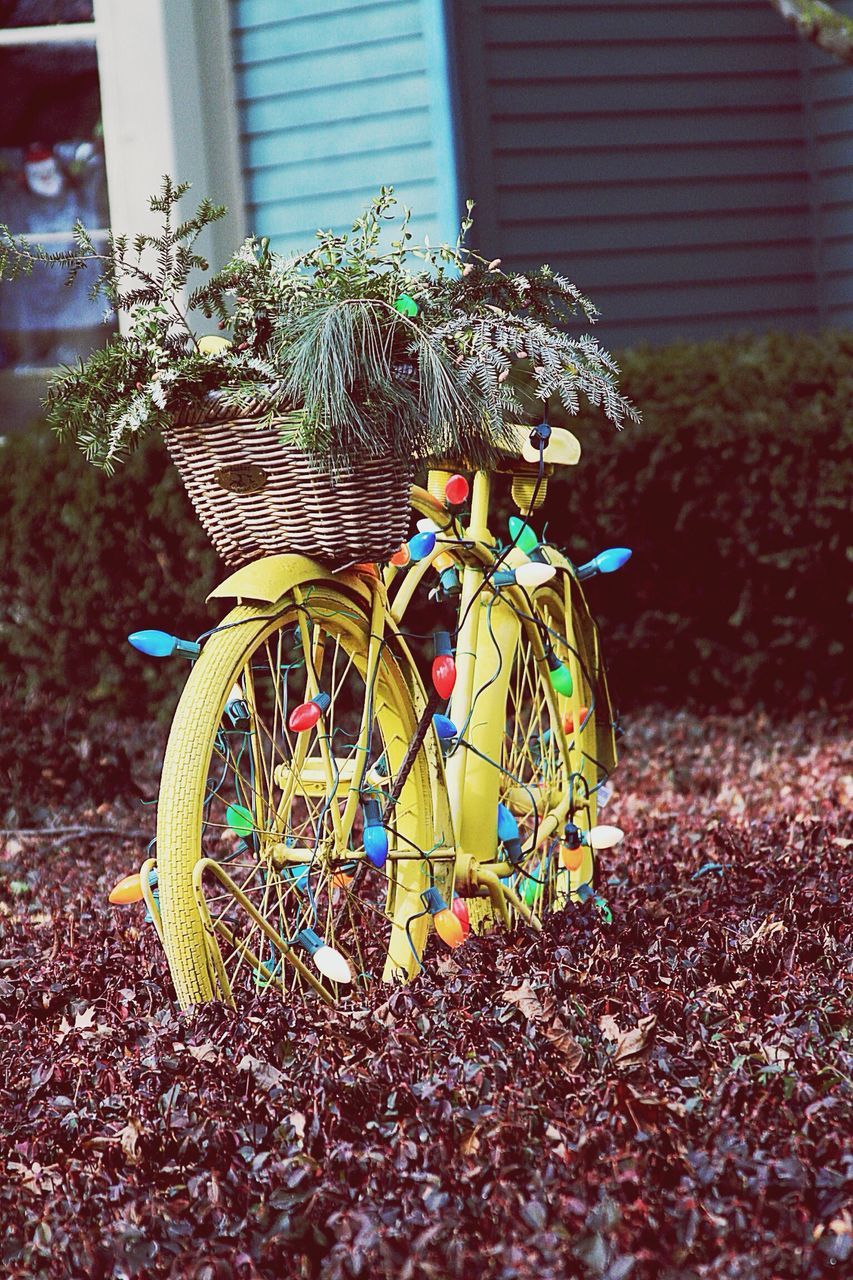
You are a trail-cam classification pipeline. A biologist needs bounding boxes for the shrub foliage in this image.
[527,330,852,710]
[1,330,849,715]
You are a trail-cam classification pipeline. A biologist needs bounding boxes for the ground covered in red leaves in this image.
[1,711,850,1279]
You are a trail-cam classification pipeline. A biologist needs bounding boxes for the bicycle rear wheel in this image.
[156,583,436,1008]
[500,581,616,915]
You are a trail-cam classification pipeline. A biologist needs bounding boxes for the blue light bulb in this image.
[496,801,523,864]
[128,629,200,659]
[497,802,518,843]
[284,863,309,893]
[408,531,437,561]
[577,548,632,581]
[361,797,388,869]
[432,714,458,740]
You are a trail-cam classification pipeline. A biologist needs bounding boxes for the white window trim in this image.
[94,0,247,300]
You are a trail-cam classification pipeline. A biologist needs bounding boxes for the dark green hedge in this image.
[527,330,852,711]
[0,431,217,722]
[1,329,850,717]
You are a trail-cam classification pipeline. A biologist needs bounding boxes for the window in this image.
[0,0,246,429]
[0,4,114,423]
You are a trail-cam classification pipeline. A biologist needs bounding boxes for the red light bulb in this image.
[444,474,469,507]
[563,706,589,734]
[431,630,456,698]
[288,691,330,733]
[432,654,457,699]
[451,896,470,937]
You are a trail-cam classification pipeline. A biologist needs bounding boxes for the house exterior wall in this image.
[231,0,459,250]
[448,0,853,346]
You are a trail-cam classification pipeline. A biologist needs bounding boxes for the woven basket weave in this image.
[164,388,413,569]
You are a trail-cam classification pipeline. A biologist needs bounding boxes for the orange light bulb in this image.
[560,844,584,872]
[433,907,466,948]
[109,872,144,905]
[332,871,353,890]
[390,543,410,567]
[563,706,589,734]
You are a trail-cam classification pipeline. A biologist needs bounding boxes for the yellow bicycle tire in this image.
[156,588,436,1008]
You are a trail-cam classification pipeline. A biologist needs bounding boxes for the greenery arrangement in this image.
[0,178,638,471]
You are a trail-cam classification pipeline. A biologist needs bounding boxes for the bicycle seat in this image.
[503,424,582,466]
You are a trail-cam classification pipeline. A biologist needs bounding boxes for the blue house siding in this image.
[448,0,853,346]
[231,0,459,250]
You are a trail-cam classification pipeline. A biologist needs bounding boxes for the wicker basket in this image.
[164,389,413,570]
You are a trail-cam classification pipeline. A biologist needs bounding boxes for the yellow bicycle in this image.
[141,429,624,1008]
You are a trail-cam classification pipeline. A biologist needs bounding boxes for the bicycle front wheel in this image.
[156,583,436,1008]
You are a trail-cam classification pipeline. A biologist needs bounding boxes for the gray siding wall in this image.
[449,0,853,345]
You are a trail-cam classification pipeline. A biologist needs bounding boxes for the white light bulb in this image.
[586,824,624,850]
[226,683,244,706]
[417,517,441,533]
[596,783,613,809]
[514,561,557,589]
[313,944,353,985]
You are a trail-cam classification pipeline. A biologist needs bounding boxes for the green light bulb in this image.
[225,804,254,837]
[508,516,539,555]
[394,293,419,317]
[522,869,542,908]
[546,648,574,697]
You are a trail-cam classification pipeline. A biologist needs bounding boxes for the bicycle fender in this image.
[206,553,371,606]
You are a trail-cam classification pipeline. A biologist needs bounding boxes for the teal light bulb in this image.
[508,517,539,555]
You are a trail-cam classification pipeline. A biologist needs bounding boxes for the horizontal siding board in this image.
[496,144,808,198]
[502,209,811,255]
[483,5,786,40]
[570,278,817,316]
[239,34,426,100]
[499,174,809,221]
[487,40,798,79]
[821,273,853,306]
[599,309,818,347]
[255,199,438,242]
[244,109,434,169]
[818,172,853,205]
[492,71,802,116]
[495,105,803,151]
[815,134,853,169]
[266,213,438,243]
[235,0,395,28]
[242,70,431,134]
[822,240,853,272]
[543,243,815,288]
[482,0,774,10]
[235,1,422,62]
[818,204,853,237]
[250,143,436,204]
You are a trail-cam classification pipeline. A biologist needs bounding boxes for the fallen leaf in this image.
[119,1117,142,1161]
[502,980,545,1022]
[613,1015,657,1066]
[237,1054,284,1092]
[186,1041,218,1063]
[542,1020,584,1070]
[599,1013,621,1042]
